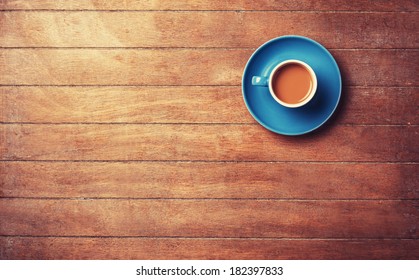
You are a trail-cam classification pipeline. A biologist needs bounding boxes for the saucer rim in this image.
[242,35,342,136]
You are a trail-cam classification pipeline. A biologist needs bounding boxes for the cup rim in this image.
[268,59,317,108]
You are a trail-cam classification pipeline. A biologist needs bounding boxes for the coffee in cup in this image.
[252,59,317,108]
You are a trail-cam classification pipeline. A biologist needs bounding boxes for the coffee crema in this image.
[272,63,313,104]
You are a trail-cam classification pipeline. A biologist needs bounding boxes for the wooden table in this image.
[0,0,418,260]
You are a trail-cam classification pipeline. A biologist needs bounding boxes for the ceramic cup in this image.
[252,59,317,108]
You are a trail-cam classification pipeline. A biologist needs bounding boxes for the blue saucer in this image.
[242,35,342,135]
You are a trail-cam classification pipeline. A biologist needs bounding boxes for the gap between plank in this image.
[0,47,418,50]
[0,10,418,13]
[1,160,417,164]
[0,235,417,240]
[0,122,417,126]
[0,122,260,125]
[1,84,418,87]
[0,197,417,201]
[0,85,418,88]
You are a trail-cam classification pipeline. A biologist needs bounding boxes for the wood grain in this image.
[1,162,417,199]
[0,199,417,238]
[0,1,417,261]
[1,49,418,86]
[1,0,418,11]
[1,237,418,260]
[1,12,417,48]
[1,124,417,161]
[0,86,249,124]
[0,86,417,125]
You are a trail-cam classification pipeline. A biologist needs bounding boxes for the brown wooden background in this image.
[0,0,418,259]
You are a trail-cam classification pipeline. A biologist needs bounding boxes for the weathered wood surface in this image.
[1,124,417,161]
[1,0,418,12]
[0,199,417,238]
[1,12,417,48]
[1,1,417,260]
[1,86,417,125]
[1,49,418,86]
[1,237,418,260]
[1,162,417,199]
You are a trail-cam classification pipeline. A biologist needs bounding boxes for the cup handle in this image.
[252,76,268,87]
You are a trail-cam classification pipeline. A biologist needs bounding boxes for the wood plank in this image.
[1,237,418,260]
[0,86,248,124]
[337,87,418,125]
[0,199,417,238]
[1,0,418,11]
[1,124,417,162]
[0,86,417,125]
[1,49,418,86]
[1,162,417,199]
[1,12,417,48]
